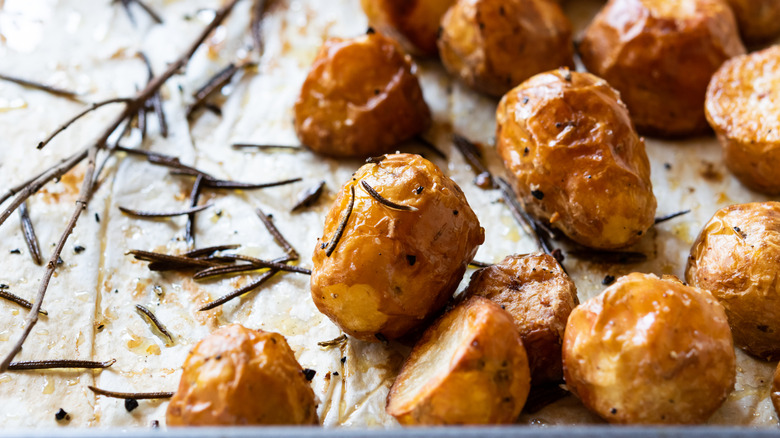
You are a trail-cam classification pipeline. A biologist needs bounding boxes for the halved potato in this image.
[464,253,578,385]
[166,324,318,426]
[705,46,780,194]
[360,0,456,56]
[563,273,736,424]
[386,297,530,425]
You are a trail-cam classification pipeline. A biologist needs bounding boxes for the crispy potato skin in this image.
[166,324,318,426]
[386,297,531,425]
[562,273,736,424]
[464,253,578,384]
[705,46,780,194]
[437,0,574,97]
[579,0,746,137]
[496,69,657,249]
[311,154,485,341]
[686,202,780,360]
[724,0,780,43]
[772,362,780,417]
[360,0,455,56]
[294,32,431,158]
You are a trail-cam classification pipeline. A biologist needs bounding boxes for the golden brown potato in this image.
[563,273,736,424]
[437,0,574,97]
[464,253,578,385]
[386,297,531,425]
[579,0,746,137]
[360,0,455,56]
[705,46,780,194]
[496,69,657,250]
[724,0,780,43]
[686,202,780,360]
[311,153,485,341]
[772,361,780,417]
[294,32,431,158]
[166,324,318,426]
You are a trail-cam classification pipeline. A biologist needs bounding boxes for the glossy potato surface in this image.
[496,69,656,249]
[294,32,431,158]
[464,253,578,384]
[686,202,780,360]
[724,0,780,43]
[705,46,780,194]
[563,273,736,424]
[386,297,531,425]
[437,0,574,97]
[166,324,318,426]
[579,0,745,136]
[311,154,485,341]
[360,0,455,56]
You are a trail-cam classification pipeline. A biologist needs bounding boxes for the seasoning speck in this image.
[531,190,544,200]
[55,408,70,421]
[10,249,21,254]
[125,398,139,412]
[302,368,316,381]
[602,275,616,286]
[74,245,85,254]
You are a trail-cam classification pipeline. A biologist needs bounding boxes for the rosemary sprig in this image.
[655,209,691,225]
[0,290,48,315]
[496,177,549,254]
[221,254,311,275]
[8,359,116,370]
[198,177,302,190]
[184,244,240,258]
[127,250,224,269]
[118,203,212,218]
[186,63,244,118]
[256,207,299,260]
[89,386,173,400]
[0,72,80,99]
[323,186,355,257]
[194,255,290,280]
[198,268,280,311]
[360,180,417,211]
[291,181,325,212]
[452,133,494,189]
[231,143,301,151]
[135,304,174,345]
[18,201,43,265]
[185,175,205,246]
[37,98,133,150]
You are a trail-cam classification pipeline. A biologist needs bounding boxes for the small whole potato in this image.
[464,253,578,385]
[166,324,318,426]
[563,273,736,424]
[311,153,485,341]
[724,0,780,43]
[294,31,431,158]
[386,297,531,425]
[496,69,657,250]
[437,0,574,97]
[360,0,456,56]
[686,202,780,360]
[579,0,746,137]
[705,46,780,194]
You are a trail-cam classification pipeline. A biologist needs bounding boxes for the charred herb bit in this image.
[360,180,418,212]
[0,72,80,100]
[125,398,139,412]
[531,190,545,200]
[36,98,133,150]
[365,155,386,164]
[654,209,691,225]
[0,0,243,374]
[406,255,417,266]
[551,248,565,264]
[256,207,299,260]
[452,133,495,189]
[135,304,174,345]
[8,359,116,370]
[18,201,43,265]
[302,369,316,381]
[10,249,21,254]
[317,334,347,348]
[74,245,86,254]
[291,181,326,212]
[55,408,70,422]
[118,203,212,218]
[150,420,160,429]
[522,382,569,414]
[324,185,355,257]
[198,268,281,311]
[602,275,616,286]
[468,260,492,268]
[88,386,174,400]
[734,226,747,239]
[0,290,48,315]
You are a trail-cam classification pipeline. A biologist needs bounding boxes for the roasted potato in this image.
[464,253,578,385]
[437,0,574,97]
[294,31,431,158]
[386,297,531,424]
[496,69,657,250]
[724,0,780,43]
[579,0,746,137]
[686,202,780,360]
[772,361,780,417]
[166,324,318,426]
[360,0,455,56]
[705,46,780,194]
[563,273,736,424]
[311,153,485,341]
